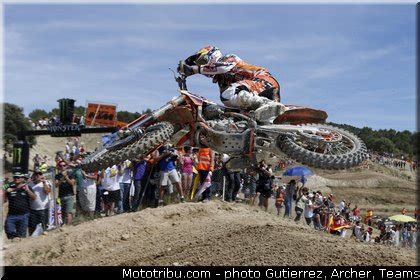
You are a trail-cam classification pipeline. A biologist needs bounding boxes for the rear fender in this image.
[274,105,328,125]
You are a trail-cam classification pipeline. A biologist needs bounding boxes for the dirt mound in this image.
[3,201,415,266]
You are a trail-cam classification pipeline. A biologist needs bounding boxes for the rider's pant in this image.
[220,74,280,108]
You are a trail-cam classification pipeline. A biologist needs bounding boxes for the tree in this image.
[3,103,36,152]
[371,137,396,154]
[48,108,60,118]
[74,106,86,117]
[28,109,49,121]
[117,111,141,123]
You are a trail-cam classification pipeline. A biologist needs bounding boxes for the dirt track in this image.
[3,201,416,266]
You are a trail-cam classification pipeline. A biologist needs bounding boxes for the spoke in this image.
[295,133,355,156]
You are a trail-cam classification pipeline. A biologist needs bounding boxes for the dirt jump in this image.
[3,200,416,266]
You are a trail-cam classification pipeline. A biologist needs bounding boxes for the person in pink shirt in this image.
[180,146,195,200]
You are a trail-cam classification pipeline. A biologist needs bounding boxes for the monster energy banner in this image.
[48,124,82,137]
[12,140,29,173]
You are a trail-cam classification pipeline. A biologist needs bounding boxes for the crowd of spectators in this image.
[368,151,417,172]
[2,141,417,251]
[28,114,85,130]
[272,181,417,248]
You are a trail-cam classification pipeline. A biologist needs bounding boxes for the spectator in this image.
[65,142,71,154]
[33,154,42,170]
[352,205,361,219]
[225,170,241,202]
[211,153,225,198]
[304,193,317,226]
[254,160,272,211]
[275,185,285,216]
[78,169,97,219]
[325,194,335,210]
[180,146,195,200]
[338,199,346,213]
[243,168,258,203]
[294,186,308,222]
[100,165,121,216]
[39,160,48,173]
[4,172,36,239]
[73,160,84,217]
[364,208,373,226]
[342,202,351,220]
[196,147,214,202]
[118,161,132,213]
[284,179,296,218]
[55,161,76,225]
[353,221,363,241]
[79,115,85,126]
[157,143,185,206]
[131,156,149,212]
[28,171,51,235]
[364,227,373,242]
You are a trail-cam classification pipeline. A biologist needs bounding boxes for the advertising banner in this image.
[85,102,117,127]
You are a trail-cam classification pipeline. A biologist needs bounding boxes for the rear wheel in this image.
[277,123,367,169]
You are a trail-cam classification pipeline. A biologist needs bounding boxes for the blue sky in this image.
[4,4,416,131]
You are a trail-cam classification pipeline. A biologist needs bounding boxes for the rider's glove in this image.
[178,60,198,77]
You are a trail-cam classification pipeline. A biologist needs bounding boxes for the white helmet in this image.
[195,45,223,66]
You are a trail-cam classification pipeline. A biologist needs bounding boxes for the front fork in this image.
[120,95,187,136]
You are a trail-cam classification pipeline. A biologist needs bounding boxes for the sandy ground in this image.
[3,200,416,266]
[2,137,417,266]
[30,134,103,162]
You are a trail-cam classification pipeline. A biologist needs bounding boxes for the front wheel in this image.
[82,122,174,171]
[278,123,367,169]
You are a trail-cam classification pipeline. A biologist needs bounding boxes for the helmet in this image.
[195,46,222,66]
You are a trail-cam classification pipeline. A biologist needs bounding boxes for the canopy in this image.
[388,215,416,223]
[283,166,314,177]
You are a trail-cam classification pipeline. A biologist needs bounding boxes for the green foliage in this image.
[117,111,141,123]
[116,109,151,123]
[73,106,86,117]
[28,109,48,121]
[328,122,417,158]
[3,103,36,151]
[371,137,396,153]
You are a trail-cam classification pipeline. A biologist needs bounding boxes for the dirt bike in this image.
[81,70,367,172]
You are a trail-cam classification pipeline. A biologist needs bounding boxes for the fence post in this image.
[47,168,59,228]
[222,175,225,202]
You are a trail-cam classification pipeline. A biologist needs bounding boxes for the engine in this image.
[207,118,248,133]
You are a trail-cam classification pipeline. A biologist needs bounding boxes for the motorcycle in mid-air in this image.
[81,71,367,172]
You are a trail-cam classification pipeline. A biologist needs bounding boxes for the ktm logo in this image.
[87,112,115,120]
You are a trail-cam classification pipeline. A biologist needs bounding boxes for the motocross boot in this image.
[237,90,285,123]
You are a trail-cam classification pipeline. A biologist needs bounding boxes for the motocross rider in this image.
[177,45,285,122]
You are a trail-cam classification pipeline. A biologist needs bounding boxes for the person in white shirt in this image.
[364,227,373,242]
[338,199,346,213]
[353,221,363,241]
[100,165,121,216]
[304,193,316,226]
[78,170,97,218]
[118,161,132,213]
[28,171,51,235]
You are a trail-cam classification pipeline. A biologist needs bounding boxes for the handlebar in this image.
[170,68,188,91]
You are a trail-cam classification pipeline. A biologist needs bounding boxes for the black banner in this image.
[3,266,420,280]
[48,124,82,137]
